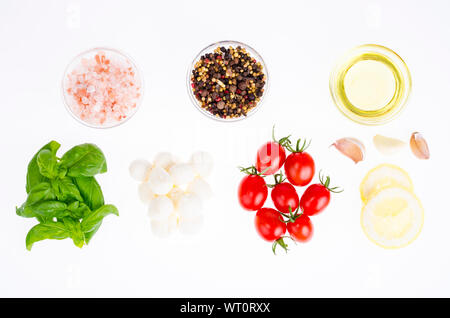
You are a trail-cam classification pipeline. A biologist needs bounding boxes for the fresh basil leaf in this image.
[67,201,80,211]
[51,177,83,202]
[25,182,56,206]
[16,203,32,218]
[37,149,58,179]
[81,204,118,235]
[67,201,91,219]
[36,215,51,223]
[58,166,67,178]
[63,218,85,248]
[29,201,69,218]
[84,222,101,244]
[17,204,49,219]
[60,144,107,177]
[26,141,60,193]
[18,191,66,219]
[20,141,115,250]
[26,221,70,251]
[74,176,104,210]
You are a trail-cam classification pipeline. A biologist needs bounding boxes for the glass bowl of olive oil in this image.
[330,44,411,125]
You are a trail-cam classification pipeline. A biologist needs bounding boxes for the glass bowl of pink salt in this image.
[62,47,143,128]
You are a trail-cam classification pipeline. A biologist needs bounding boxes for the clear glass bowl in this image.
[329,44,411,125]
[187,40,269,122]
[62,47,144,129]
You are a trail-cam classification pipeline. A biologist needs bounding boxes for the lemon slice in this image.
[361,187,424,249]
[360,164,413,202]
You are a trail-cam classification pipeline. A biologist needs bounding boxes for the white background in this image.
[1,0,449,297]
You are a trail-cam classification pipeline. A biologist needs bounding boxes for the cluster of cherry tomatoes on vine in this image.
[237,127,342,254]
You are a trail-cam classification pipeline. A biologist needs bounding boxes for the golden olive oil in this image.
[330,45,411,125]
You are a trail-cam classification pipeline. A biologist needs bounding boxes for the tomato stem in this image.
[272,237,287,254]
[272,236,296,255]
[266,171,286,188]
[278,206,303,223]
[239,165,269,176]
[285,138,311,153]
[272,125,292,148]
[318,170,344,193]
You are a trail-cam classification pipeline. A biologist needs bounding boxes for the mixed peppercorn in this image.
[191,46,266,119]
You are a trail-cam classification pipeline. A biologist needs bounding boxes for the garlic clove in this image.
[410,132,430,160]
[373,134,406,155]
[332,137,365,164]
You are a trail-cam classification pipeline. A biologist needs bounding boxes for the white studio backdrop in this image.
[1,0,449,297]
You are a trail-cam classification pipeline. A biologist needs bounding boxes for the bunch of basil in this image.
[16,141,118,250]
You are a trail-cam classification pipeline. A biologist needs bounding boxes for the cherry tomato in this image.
[300,184,330,216]
[254,208,286,241]
[238,174,268,211]
[256,141,286,175]
[287,214,313,242]
[300,174,341,216]
[271,182,299,214]
[284,151,315,186]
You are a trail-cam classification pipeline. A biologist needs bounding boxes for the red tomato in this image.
[287,214,313,242]
[300,183,330,216]
[238,175,268,211]
[256,141,286,175]
[254,208,286,241]
[270,182,299,213]
[284,152,315,186]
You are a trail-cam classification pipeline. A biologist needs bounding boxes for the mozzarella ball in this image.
[189,151,213,178]
[179,214,204,235]
[169,163,195,186]
[177,193,202,218]
[147,167,173,195]
[147,196,174,220]
[153,152,176,170]
[186,178,213,201]
[168,212,179,229]
[129,159,152,182]
[150,216,177,238]
[167,186,185,209]
[138,182,155,203]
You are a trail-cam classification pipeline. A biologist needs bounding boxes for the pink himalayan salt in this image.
[65,50,142,127]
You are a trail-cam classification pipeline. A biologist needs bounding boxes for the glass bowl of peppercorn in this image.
[187,41,269,122]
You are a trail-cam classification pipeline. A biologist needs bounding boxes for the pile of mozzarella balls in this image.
[129,152,213,238]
